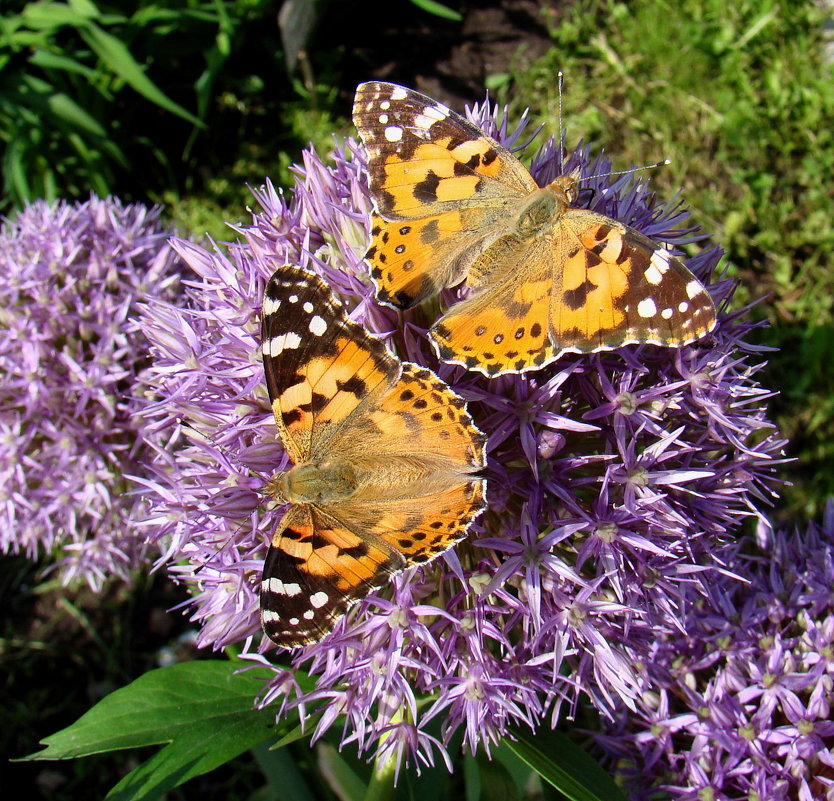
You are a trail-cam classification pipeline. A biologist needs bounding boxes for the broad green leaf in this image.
[47,92,108,136]
[69,0,103,16]
[408,0,462,22]
[17,73,108,137]
[78,23,204,127]
[505,727,627,801]
[25,661,280,801]
[272,710,323,749]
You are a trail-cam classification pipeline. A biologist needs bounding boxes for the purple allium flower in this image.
[0,196,182,588]
[597,499,834,801]
[139,94,786,770]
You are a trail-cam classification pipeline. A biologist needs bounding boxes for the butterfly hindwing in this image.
[429,234,558,376]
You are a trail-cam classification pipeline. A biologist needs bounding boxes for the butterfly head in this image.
[546,168,583,206]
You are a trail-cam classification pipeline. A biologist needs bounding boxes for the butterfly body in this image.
[260,265,487,647]
[353,82,717,377]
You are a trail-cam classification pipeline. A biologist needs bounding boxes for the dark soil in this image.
[326,0,556,108]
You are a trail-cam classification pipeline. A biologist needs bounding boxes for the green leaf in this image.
[475,753,520,801]
[317,742,368,801]
[21,1,98,30]
[77,22,204,127]
[408,0,462,22]
[24,660,279,801]
[505,727,627,801]
[28,48,99,79]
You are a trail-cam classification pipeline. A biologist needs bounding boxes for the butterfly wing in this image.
[551,209,717,351]
[429,234,558,376]
[329,361,487,560]
[261,265,400,462]
[260,503,405,647]
[354,81,537,309]
[429,211,717,376]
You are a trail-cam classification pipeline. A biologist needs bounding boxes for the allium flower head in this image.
[598,499,834,801]
[0,196,182,588]
[140,91,786,770]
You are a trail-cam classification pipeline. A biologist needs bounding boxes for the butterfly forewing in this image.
[354,81,536,310]
[261,267,399,461]
[353,81,535,218]
[553,210,716,351]
[260,504,404,647]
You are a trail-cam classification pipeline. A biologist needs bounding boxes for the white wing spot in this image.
[678,301,689,313]
[433,103,451,117]
[650,248,672,274]
[302,301,314,313]
[661,307,674,320]
[261,609,280,622]
[378,113,389,124]
[414,114,435,130]
[289,617,300,626]
[310,591,329,609]
[309,315,327,336]
[303,609,315,620]
[263,296,281,315]
[390,86,408,100]
[686,280,702,299]
[380,100,391,110]
[264,332,302,355]
[637,298,657,319]
[288,294,298,303]
[644,264,664,285]
[264,578,302,596]
[384,126,403,142]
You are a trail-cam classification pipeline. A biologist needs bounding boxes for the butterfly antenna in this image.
[557,70,565,167]
[577,159,672,186]
[179,417,259,478]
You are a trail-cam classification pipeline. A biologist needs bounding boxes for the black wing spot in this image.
[563,280,596,311]
[282,408,302,426]
[413,170,441,203]
[336,376,367,397]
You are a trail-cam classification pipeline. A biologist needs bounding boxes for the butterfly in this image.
[352,81,717,377]
[259,265,487,647]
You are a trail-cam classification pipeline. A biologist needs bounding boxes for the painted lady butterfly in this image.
[353,82,717,377]
[259,265,487,647]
